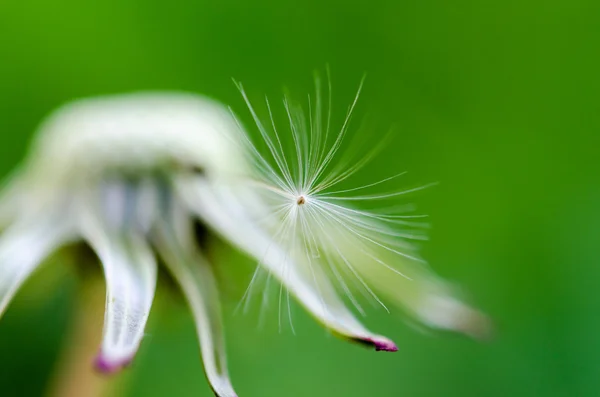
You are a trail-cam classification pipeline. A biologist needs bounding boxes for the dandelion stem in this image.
[47,280,124,397]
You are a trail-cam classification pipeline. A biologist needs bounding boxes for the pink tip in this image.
[372,339,398,352]
[94,354,133,375]
[358,337,398,352]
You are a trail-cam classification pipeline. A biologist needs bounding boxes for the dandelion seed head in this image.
[0,72,488,397]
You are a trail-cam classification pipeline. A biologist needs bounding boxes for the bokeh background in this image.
[0,0,599,396]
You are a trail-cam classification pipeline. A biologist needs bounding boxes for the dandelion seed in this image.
[231,74,490,349]
[0,75,489,396]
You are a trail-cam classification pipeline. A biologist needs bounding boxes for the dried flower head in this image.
[0,76,488,396]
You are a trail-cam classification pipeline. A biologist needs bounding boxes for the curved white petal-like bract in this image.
[79,193,158,373]
[0,214,74,317]
[154,200,238,397]
[177,178,397,351]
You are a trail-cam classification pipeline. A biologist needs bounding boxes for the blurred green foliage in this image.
[0,0,599,396]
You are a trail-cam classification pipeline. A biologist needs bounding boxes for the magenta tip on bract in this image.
[94,354,133,375]
[356,337,398,352]
[372,339,398,352]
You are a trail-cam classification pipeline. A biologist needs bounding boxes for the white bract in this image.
[0,82,488,396]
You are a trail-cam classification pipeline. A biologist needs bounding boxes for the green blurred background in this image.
[0,0,598,396]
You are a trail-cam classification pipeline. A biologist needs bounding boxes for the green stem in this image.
[46,280,121,397]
